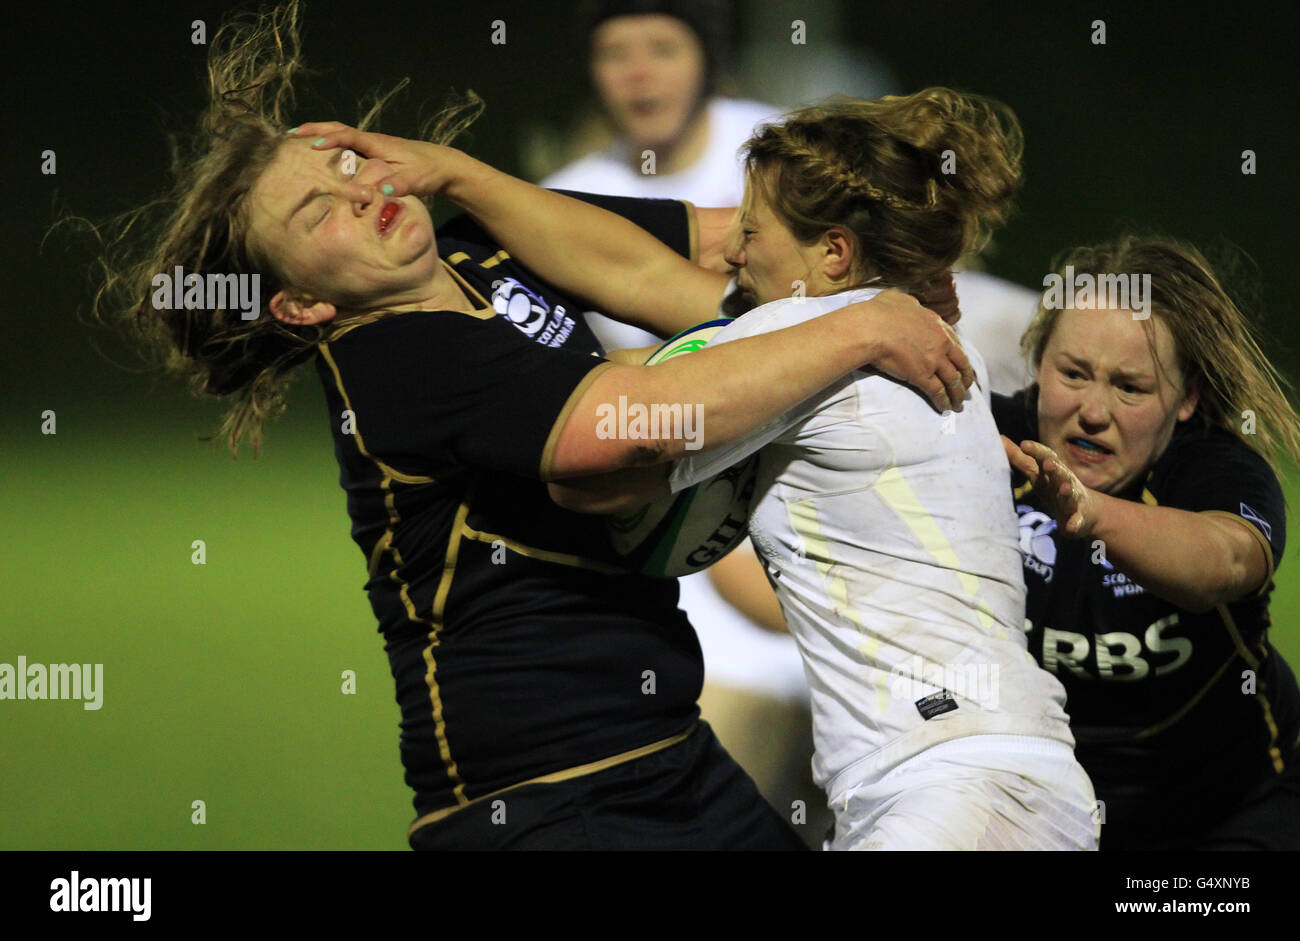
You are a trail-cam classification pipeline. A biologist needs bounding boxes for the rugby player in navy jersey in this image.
[97,1,975,850]
[996,236,1300,850]
[271,128,964,849]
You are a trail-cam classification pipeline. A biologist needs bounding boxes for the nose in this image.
[1077,384,1112,431]
[723,228,746,270]
[348,159,392,216]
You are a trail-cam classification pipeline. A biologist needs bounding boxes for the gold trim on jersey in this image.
[1074,488,1286,774]
[1201,509,1277,599]
[320,342,467,801]
[440,259,495,317]
[460,524,629,574]
[538,361,617,479]
[480,249,510,269]
[318,345,435,485]
[324,308,408,342]
[426,488,476,805]
[1076,651,1240,745]
[406,723,698,839]
[681,199,700,264]
[1216,602,1285,773]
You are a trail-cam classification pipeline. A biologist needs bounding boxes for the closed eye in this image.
[312,196,332,227]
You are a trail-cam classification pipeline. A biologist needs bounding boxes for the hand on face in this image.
[247,135,440,324]
[287,122,461,200]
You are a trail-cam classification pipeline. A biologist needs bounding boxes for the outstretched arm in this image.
[292,123,729,337]
[1003,438,1269,612]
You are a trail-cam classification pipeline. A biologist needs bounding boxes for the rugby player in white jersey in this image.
[545,89,1097,850]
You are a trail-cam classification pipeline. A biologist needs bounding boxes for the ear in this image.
[821,226,855,282]
[269,289,337,326]
[1177,372,1201,422]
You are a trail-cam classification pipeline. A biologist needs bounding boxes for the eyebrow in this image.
[286,149,347,226]
[1059,352,1151,382]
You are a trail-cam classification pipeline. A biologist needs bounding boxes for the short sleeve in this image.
[547,190,694,260]
[667,299,840,492]
[323,310,609,479]
[438,191,694,261]
[1149,427,1286,575]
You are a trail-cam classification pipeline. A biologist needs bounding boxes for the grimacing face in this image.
[1035,306,1199,495]
[244,138,439,317]
[724,178,844,305]
[590,14,706,149]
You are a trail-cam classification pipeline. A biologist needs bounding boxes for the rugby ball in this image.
[607,320,760,578]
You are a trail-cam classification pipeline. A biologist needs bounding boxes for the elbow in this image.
[547,481,650,516]
[1177,572,1245,614]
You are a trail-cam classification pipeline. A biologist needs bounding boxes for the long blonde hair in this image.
[74,0,481,455]
[1021,235,1300,475]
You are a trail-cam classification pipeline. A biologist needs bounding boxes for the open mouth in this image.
[377,200,403,237]
[1066,436,1113,462]
[628,99,662,117]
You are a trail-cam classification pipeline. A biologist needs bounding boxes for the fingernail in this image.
[381,184,394,196]
[286,126,299,135]
[312,137,326,147]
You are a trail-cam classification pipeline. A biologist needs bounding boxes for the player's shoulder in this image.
[951,269,1041,306]
[1154,420,1280,489]
[720,288,880,342]
[710,97,784,132]
[539,151,629,193]
[990,387,1037,441]
[327,307,497,351]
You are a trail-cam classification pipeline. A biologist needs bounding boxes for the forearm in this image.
[548,465,670,514]
[1088,495,1263,612]
[709,546,788,633]
[551,307,875,477]
[443,154,727,335]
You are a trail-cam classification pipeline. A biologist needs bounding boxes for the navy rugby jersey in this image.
[313,193,703,820]
[993,387,1299,846]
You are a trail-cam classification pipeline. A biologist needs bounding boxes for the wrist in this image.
[826,305,880,371]
[440,149,495,203]
[1084,489,1118,542]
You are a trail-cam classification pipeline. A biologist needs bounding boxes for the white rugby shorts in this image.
[826,734,1100,851]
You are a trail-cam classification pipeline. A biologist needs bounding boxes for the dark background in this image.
[3,0,1297,849]
[8,0,1297,422]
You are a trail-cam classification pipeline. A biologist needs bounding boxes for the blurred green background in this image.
[3,0,1297,848]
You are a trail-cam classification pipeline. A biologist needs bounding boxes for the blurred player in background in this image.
[998,236,1300,849]
[535,0,818,837]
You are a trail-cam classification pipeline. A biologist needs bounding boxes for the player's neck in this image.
[636,103,711,176]
[384,261,482,314]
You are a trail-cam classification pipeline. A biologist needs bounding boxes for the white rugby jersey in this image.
[669,288,1076,796]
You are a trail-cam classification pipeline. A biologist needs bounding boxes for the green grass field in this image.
[3,383,1298,849]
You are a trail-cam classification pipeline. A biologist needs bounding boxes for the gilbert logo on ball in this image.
[606,320,759,578]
